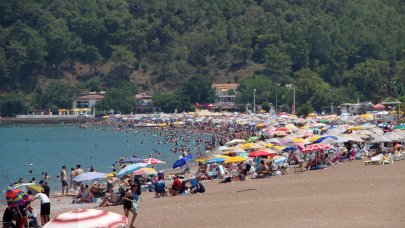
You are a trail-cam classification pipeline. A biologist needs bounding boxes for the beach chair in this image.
[293,156,305,174]
[364,154,384,165]
[382,154,394,165]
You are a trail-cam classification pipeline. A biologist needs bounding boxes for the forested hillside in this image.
[0,0,404,115]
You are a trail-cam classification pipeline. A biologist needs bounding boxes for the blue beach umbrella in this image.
[116,163,148,178]
[73,172,108,182]
[282,146,298,152]
[313,136,338,144]
[173,154,193,169]
[204,157,225,164]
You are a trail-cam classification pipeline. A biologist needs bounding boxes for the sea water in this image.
[0,124,210,194]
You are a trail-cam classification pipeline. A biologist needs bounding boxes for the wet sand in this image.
[50,160,405,227]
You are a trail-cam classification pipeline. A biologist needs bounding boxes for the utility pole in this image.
[253,89,256,113]
[275,84,280,114]
[292,85,296,114]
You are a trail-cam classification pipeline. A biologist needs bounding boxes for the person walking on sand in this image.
[123,182,142,228]
[61,165,69,197]
[70,167,76,192]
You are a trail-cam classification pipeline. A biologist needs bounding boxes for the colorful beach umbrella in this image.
[302,143,331,153]
[6,186,30,207]
[14,183,43,195]
[73,172,108,182]
[133,168,157,176]
[43,209,127,228]
[173,154,193,169]
[143,158,166,164]
[116,163,148,178]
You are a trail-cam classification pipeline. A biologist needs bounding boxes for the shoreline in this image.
[0,117,102,124]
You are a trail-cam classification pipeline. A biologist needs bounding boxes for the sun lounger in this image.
[382,154,394,165]
[364,154,384,165]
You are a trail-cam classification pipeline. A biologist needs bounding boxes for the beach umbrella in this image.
[173,154,193,169]
[292,138,305,143]
[309,135,322,142]
[224,156,247,164]
[248,151,273,157]
[195,153,215,163]
[313,136,338,144]
[204,157,226,164]
[266,138,281,144]
[247,136,259,143]
[6,186,30,207]
[282,146,298,152]
[394,124,405,130]
[119,157,143,164]
[14,183,43,195]
[143,158,166,164]
[43,209,127,228]
[73,172,108,182]
[133,168,157,176]
[272,156,288,165]
[218,146,231,151]
[302,143,331,153]
[225,139,246,146]
[275,127,290,132]
[116,163,148,178]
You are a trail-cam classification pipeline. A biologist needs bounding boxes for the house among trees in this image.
[72,91,105,114]
[339,101,373,115]
[135,93,154,113]
[212,83,238,111]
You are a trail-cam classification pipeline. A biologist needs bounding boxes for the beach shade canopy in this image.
[119,157,143,164]
[143,158,166,164]
[133,168,157,176]
[173,154,193,169]
[302,143,331,153]
[204,157,226,164]
[6,186,30,207]
[248,150,276,157]
[116,163,148,178]
[247,136,260,143]
[272,156,288,165]
[313,136,338,144]
[14,183,43,195]
[73,172,108,183]
[43,209,127,228]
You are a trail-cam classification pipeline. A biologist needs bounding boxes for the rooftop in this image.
[212,83,238,89]
[78,94,104,99]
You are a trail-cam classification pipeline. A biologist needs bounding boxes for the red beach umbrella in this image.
[302,143,331,153]
[248,151,277,157]
[43,209,127,228]
[275,127,290,132]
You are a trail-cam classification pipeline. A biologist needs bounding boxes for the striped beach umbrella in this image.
[43,209,127,228]
[143,158,166,164]
[6,186,30,207]
[302,143,331,153]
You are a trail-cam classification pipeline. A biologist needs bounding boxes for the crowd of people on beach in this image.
[3,112,405,227]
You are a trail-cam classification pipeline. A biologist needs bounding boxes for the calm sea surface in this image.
[0,124,210,194]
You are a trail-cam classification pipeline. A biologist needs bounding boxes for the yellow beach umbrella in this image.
[105,172,117,178]
[309,135,322,142]
[272,145,286,151]
[159,123,168,127]
[348,126,364,131]
[256,123,265,127]
[361,114,373,120]
[292,138,305,143]
[264,143,274,148]
[224,156,247,164]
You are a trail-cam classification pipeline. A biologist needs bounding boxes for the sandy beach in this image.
[45,160,405,228]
